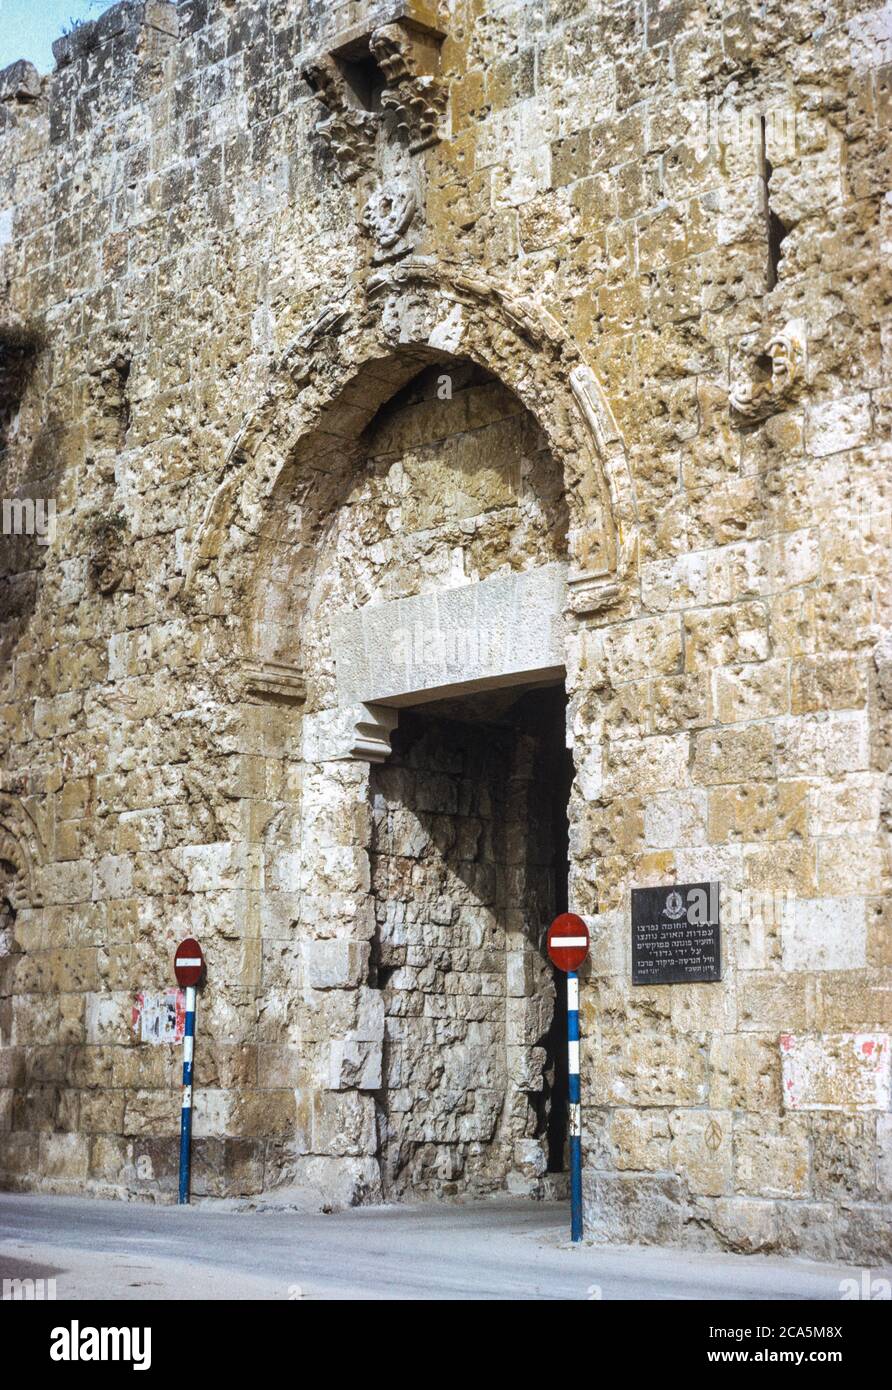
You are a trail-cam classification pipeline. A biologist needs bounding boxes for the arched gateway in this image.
[183,263,636,1203]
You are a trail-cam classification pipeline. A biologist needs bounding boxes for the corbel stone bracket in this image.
[566,574,622,618]
[301,703,399,764]
[242,660,307,705]
[729,318,807,421]
[352,704,399,762]
[300,13,447,185]
[300,52,379,184]
[370,21,447,153]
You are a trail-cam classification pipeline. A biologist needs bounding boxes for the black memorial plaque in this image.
[631,882,721,985]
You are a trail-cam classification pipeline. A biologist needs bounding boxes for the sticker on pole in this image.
[547,913,589,972]
[174,938,204,988]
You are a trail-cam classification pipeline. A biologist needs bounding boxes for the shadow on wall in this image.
[0,327,52,671]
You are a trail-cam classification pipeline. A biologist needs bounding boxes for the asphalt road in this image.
[0,1193,881,1301]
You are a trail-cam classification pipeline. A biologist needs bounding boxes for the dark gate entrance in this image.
[368,682,573,1200]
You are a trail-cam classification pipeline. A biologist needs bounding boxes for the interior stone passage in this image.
[369,686,572,1199]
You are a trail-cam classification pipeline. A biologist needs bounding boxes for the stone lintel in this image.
[375,665,566,709]
[332,562,568,710]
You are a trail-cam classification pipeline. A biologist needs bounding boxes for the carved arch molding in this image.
[0,799,43,911]
[184,259,639,734]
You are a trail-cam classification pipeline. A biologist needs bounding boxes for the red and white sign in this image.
[174,938,204,988]
[547,913,589,972]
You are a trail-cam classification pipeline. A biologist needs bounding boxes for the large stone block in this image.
[303,940,370,990]
[286,1155,383,1209]
[329,1040,383,1091]
[669,1109,732,1197]
[810,1114,879,1203]
[311,1090,377,1158]
[583,1171,686,1245]
[190,1138,265,1199]
[733,1115,810,1198]
[229,1089,302,1142]
[710,1197,779,1254]
[780,1033,891,1111]
[39,1132,90,1181]
[709,1033,782,1112]
[594,1032,709,1107]
[610,1107,670,1170]
[692,725,775,784]
[781,896,867,972]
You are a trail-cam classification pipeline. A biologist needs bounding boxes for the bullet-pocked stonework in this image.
[0,0,889,1262]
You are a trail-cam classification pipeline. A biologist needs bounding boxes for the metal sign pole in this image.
[178,984,196,1206]
[547,913,589,1245]
[174,937,204,1206]
[567,969,583,1242]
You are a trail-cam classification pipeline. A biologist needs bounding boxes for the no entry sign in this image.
[547,913,589,972]
[174,938,204,988]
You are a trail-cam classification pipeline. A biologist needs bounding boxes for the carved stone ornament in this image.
[729,318,806,421]
[369,23,447,153]
[301,20,447,185]
[88,510,130,595]
[351,704,399,763]
[242,660,307,705]
[0,812,43,910]
[300,53,378,184]
[363,179,419,257]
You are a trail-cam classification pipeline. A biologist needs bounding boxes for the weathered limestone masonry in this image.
[0,0,890,1260]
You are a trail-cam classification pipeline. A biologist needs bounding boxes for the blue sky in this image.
[0,1,110,73]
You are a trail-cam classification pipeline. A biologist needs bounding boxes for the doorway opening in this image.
[368,681,573,1200]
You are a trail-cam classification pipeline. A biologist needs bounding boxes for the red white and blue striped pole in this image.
[178,985,196,1205]
[567,970,583,1242]
[546,913,590,1245]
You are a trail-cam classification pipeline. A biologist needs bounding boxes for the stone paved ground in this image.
[1,1193,886,1301]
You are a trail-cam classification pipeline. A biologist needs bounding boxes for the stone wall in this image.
[0,0,890,1259]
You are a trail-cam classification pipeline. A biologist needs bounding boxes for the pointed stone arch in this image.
[184,260,638,691]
